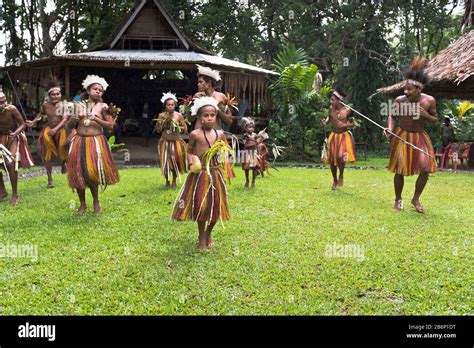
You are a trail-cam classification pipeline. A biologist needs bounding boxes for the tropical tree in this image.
[443,100,474,141]
[269,44,328,159]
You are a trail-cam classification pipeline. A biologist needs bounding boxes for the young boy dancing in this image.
[26,79,71,188]
[321,87,357,189]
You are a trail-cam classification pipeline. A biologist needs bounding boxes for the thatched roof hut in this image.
[1,0,276,124]
[377,29,474,100]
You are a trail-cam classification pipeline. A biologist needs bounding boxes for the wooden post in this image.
[64,64,70,98]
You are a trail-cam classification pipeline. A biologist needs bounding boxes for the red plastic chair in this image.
[445,143,459,171]
[458,142,472,170]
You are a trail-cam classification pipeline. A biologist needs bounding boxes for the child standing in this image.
[172,97,233,251]
[240,117,258,188]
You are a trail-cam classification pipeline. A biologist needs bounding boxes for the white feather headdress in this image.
[160,91,178,104]
[240,117,255,127]
[190,97,218,116]
[82,75,109,91]
[196,65,221,82]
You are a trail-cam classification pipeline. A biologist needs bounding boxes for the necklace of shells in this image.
[84,102,96,127]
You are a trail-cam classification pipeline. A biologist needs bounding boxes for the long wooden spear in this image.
[340,101,433,158]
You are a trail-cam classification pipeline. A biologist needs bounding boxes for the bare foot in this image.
[251,183,255,189]
[331,182,337,190]
[198,243,209,252]
[337,177,344,187]
[8,195,19,206]
[93,202,102,215]
[74,205,87,216]
[0,191,8,202]
[47,182,54,188]
[244,182,249,188]
[411,198,425,214]
[393,199,403,211]
[206,238,215,248]
[165,181,171,188]
[171,182,177,189]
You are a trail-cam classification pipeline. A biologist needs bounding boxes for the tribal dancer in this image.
[255,129,270,177]
[240,117,258,188]
[384,56,437,213]
[155,92,188,188]
[27,80,71,188]
[172,97,233,251]
[191,65,237,180]
[67,75,119,215]
[321,87,356,189]
[190,65,234,130]
[0,89,34,205]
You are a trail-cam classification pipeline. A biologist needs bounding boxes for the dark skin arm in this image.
[92,106,115,131]
[49,114,69,136]
[154,113,168,134]
[27,104,45,127]
[321,108,331,125]
[187,131,197,165]
[177,113,187,134]
[345,109,355,128]
[384,97,402,138]
[419,99,438,124]
[67,103,85,129]
[49,103,69,136]
[9,107,26,137]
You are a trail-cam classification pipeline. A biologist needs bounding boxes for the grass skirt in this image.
[0,132,34,170]
[172,166,229,223]
[158,138,187,181]
[323,131,357,166]
[388,128,437,176]
[38,126,68,162]
[67,135,119,190]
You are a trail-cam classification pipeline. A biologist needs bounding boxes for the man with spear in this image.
[383,57,437,213]
[340,56,437,213]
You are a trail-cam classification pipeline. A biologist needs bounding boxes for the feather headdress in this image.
[240,117,255,128]
[82,75,109,91]
[405,56,429,88]
[196,65,221,82]
[190,96,218,116]
[160,91,178,104]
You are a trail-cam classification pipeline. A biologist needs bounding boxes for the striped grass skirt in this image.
[323,131,357,166]
[389,128,437,176]
[38,126,68,162]
[172,167,229,223]
[67,135,119,190]
[0,132,34,170]
[158,138,187,181]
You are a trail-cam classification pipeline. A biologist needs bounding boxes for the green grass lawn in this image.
[280,156,390,169]
[0,162,472,315]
